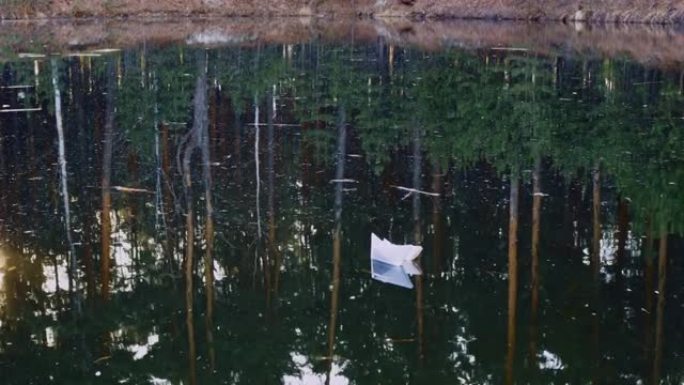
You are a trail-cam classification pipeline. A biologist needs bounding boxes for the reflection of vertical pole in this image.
[326,105,346,385]
[616,197,629,287]
[195,51,215,372]
[431,163,443,275]
[591,165,602,385]
[505,176,519,385]
[591,166,601,280]
[154,76,163,246]
[52,58,81,316]
[100,58,116,302]
[255,96,261,237]
[154,74,174,279]
[326,231,341,385]
[388,45,395,77]
[0,116,4,238]
[413,126,424,364]
[643,215,654,369]
[253,95,261,289]
[262,89,273,308]
[183,136,197,385]
[0,118,4,229]
[529,158,541,367]
[75,56,96,305]
[652,225,667,385]
[161,122,175,275]
[234,109,243,189]
[181,51,209,385]
[268,87,280,298]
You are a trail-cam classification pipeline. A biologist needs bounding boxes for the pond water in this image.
[1,25,683,384]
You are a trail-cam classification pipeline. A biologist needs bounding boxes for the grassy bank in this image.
[1,0,684,24]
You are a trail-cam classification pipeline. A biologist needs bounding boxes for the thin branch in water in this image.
[329,179,358,184]
[111,186,154,194]
[391,185,440,198]
[0,107,41,113]
[247,123,301,127]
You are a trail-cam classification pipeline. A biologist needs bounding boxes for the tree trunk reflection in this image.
[326,105,346,385]
[591,166,601,280]
[506,176,519,385]
[413,126,424,364]
[431,163,443,275]
[652,225,668,385]
[180,51,209,385]
[616,197,629,287]
[195,52,215,372]
[268,87,280,298]
[52,58,81,316]
[100,58,116,302]
[591,164,602,384]
[529,158,541,368]
[643,215,655,370]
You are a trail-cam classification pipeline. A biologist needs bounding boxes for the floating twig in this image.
[89,48,122,54]
[390,185,440,197]
[385,338,416,343]
[490,47,529,52]
[247,123,301,127]
[112,186,154,194]
[93,355,111,363]
[66,52,102,57]
[329,178,358,184]
[0,107,41,113]
[18,53,46,58]
[1,85,34,89]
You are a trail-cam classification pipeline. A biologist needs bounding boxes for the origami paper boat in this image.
[370,233,422,289]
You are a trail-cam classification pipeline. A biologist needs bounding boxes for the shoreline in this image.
[2,18,684,69]
[1,1,684,25]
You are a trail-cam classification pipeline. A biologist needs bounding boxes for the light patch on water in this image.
[108,210,166,292]
[112,210,136,293]
[186,30,252,45]
[127,333,160,360]
[448,327,477,373]
[213,260,227,282]
[282,352,349,385]
[600,226,618,266]
[42,256,69,294]
[45,327,56,348]
[149,376,172,385]
[538,349,566,370]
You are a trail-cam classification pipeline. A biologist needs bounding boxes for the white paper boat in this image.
[370,233,422,289]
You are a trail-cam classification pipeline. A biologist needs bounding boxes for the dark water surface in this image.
[1,33,683,385]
